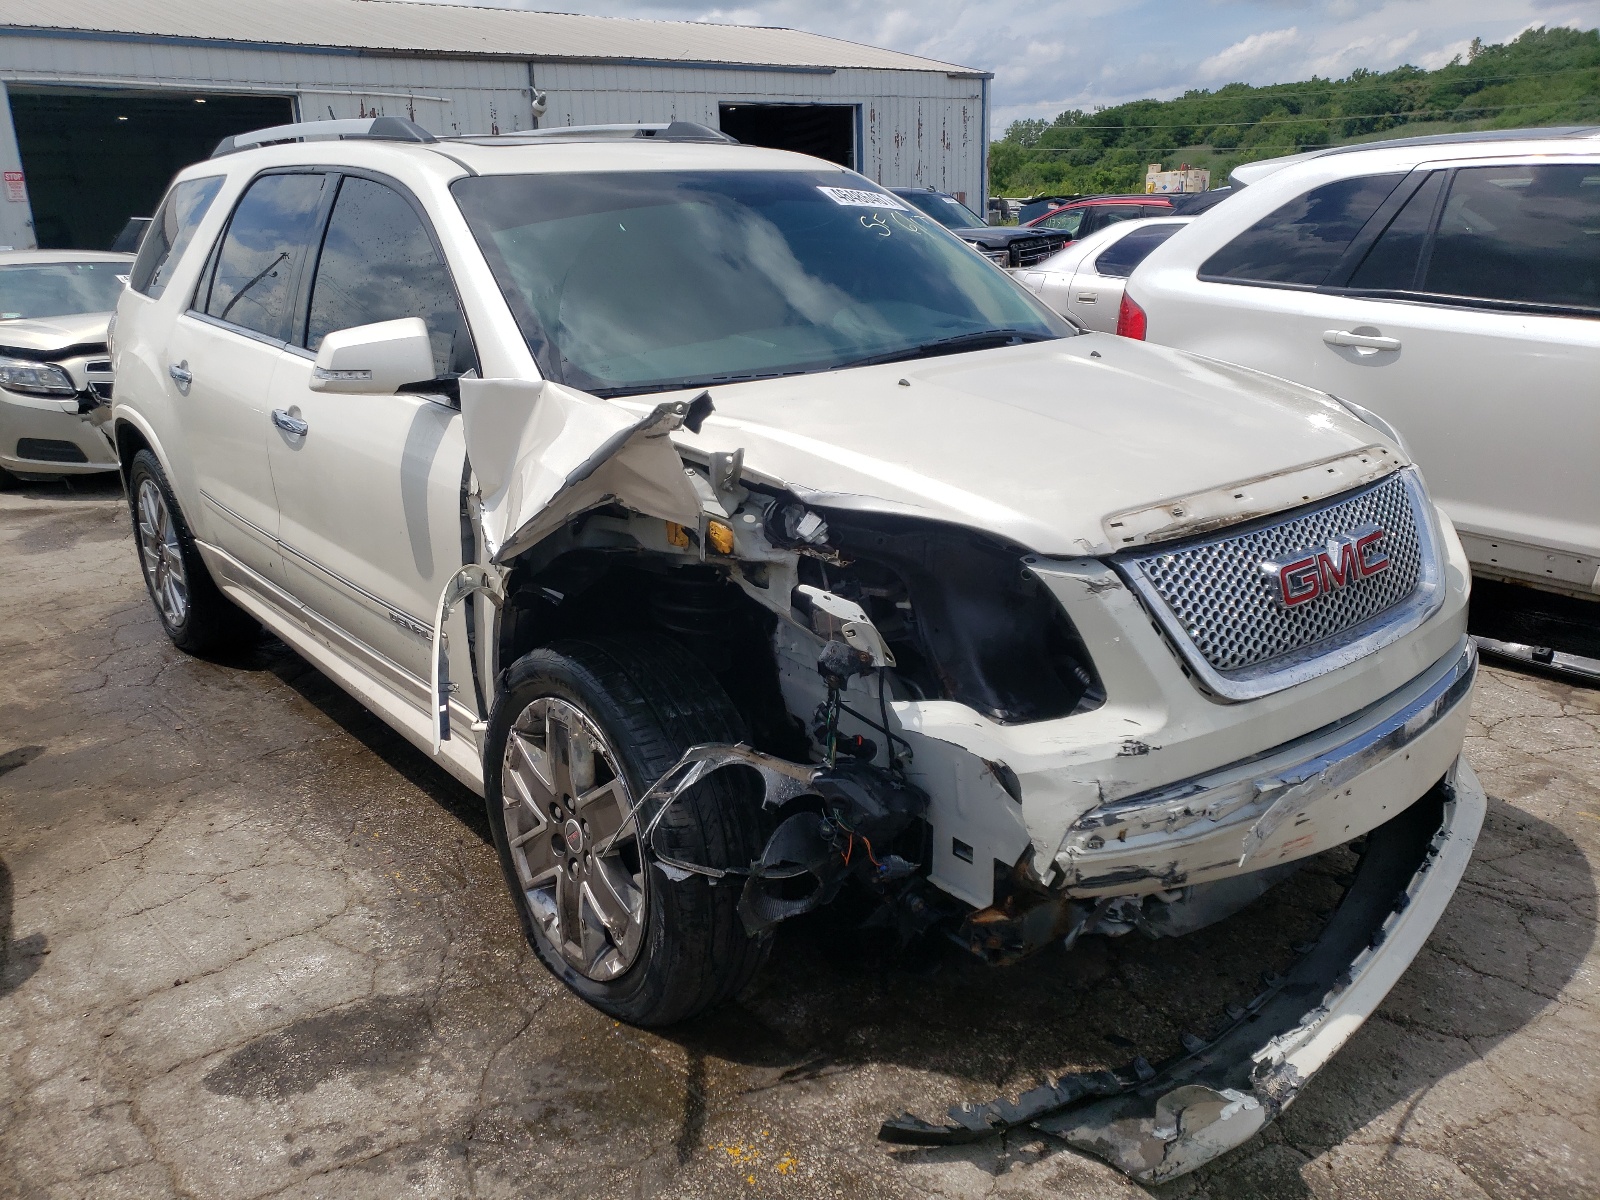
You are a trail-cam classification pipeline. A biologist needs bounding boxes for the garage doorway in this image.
[9,88,295,250]
[718,104,856,169]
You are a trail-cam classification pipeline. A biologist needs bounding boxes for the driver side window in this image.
[304,176,471,378]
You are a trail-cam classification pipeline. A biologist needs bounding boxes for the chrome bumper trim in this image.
[1056,639,1476,888]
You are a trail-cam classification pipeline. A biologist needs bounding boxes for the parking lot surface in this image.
[2,477,1597,1200]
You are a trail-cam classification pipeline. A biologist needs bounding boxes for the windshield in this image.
[452,170,1069,397]
[896,190,987,230]
[0,261,127,320]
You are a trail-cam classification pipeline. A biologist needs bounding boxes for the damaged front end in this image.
[448,372,1480,1184]
[880,762,1486,1182]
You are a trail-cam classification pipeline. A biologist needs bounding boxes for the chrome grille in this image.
[1122,472,1427,677]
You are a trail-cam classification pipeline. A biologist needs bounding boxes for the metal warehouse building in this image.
[0,0,990,251]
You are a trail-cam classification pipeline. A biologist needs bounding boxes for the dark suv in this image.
[891,187,1068,267]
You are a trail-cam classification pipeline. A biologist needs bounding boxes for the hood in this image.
[628,336,1404,558]
[0,311,111,360]
[956,227,1063,248]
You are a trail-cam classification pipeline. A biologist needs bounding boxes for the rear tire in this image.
[127,449,258,655]
[485,635,769,1026]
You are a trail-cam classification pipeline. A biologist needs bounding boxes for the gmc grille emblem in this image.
[1261,523,1390,609]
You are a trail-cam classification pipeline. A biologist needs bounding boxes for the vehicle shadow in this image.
[0,856,48,998]
[235,632,493,844]
[660,793,1595,1195]
[224,642,1594,1195]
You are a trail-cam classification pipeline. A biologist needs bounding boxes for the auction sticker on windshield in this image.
[818,186,909,210]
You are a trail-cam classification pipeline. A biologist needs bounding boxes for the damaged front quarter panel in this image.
[460,377,712,565]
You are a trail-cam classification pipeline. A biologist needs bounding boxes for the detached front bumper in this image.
[881,758,1487,1182]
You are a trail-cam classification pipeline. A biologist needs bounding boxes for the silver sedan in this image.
[1012,217,1190,332]
[0,250,129,483]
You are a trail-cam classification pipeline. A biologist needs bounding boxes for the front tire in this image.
[127,449,257,655]
[485,636,769,1026]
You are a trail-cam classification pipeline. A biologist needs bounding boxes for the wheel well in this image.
[114,419,153,478]
[498,549,806,759]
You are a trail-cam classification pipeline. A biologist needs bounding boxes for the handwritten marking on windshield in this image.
[859,213,891,237]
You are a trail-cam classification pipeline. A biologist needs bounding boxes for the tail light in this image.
[1116,293,1148,340]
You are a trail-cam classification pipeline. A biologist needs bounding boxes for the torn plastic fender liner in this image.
[459,377,712,564]
[880,761,1486,1183]
[592,743,928,937]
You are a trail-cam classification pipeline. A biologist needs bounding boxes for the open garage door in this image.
[718,104,856,170]
[9,88,295,250]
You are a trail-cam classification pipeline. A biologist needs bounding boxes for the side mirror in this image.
[311,317,435,394]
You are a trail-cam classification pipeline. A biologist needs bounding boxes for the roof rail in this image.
[211,116,437,158]
[449,120,738,146]
[1229,125,1600,188]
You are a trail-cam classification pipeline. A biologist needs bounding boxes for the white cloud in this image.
[1199,27,1303,80]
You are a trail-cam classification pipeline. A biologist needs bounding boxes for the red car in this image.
[1025,194,1176,240]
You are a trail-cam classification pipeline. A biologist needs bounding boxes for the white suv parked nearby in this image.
[112,116,1483,1183]
[1123,127,1600,657]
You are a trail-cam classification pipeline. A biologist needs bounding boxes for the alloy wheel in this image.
[501,697,647,980]
[136,477,188,629]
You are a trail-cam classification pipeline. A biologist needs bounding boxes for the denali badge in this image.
[1261,524,1390,609]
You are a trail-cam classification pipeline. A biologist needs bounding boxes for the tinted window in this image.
[1201,173,1406,286]
[897,191,986,230]
[0,261,127,319]
[1423,163,1600,311]
[453,170,1069,398]
[1092,223,1184,279]
[201,173,327,341]
[1346,171,1446,291]
[1097,205,1146,228]
[130,176,224,299]
[306,177,468,377]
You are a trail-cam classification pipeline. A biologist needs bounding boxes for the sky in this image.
[435,0,1600,133]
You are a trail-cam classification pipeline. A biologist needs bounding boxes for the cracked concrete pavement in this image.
[2,475,1597,1200]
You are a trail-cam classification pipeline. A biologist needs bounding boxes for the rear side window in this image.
[1346,171,1446,291]
[129,176,224,299]
[1423,163,1600,311]
[199,173,327,341]
[1092,224,1184,279]
[1201,173,1406,286]
[305,176,469,377]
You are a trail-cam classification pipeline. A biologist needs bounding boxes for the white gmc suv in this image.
[111,116,1483,1182]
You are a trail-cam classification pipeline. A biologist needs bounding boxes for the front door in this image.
[265,173,474,693]
[171,170,330,587]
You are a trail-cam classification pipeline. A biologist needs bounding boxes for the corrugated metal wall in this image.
[0,35,535,134]
[0,34,984,248]
[534,63,985,202]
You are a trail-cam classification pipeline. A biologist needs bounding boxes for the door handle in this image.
[167,361,192,394]
[271,409,309,437]
[1076,292,1098,302]
[1323,329,1401,352]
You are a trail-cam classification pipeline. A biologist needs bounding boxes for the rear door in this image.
[1307,158,1600,592]
[264,172,474,691]
[1065,222,1187,332]
[167,170,329,587]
